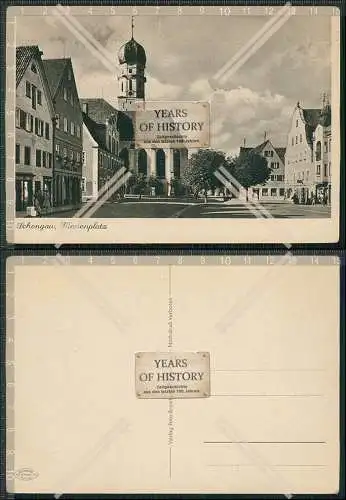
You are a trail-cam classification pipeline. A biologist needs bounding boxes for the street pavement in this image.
[178,200,331,218]
[49,197,331,219]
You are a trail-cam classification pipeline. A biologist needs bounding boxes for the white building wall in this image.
[249,141,286,201]
[16,56,53,186]
[82,123,98,201]
[285,106,314,198]
[313,124,331,202]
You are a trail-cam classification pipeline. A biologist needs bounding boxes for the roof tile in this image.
[83,112,107,149]
[16,45,41,86]
[80,98,134,141]
[42,59,69,98]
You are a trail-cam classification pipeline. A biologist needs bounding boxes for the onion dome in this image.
[118,38,146,66]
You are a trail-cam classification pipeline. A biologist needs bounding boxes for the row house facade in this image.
[239,138,286,201]
[81,100,123,201]
[285,100,331,204]
[43,58,83,208]
[79,98,186,197]
[312,109,331,203]
[15,46,54,212]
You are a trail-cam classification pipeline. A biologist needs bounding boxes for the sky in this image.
[14,7,333,156]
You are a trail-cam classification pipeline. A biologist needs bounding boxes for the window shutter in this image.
[20,110,26,129]
[35,118,38,135]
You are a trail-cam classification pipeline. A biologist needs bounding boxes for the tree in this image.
[230,151,271,201]
[126,171,147,198]
[170,178,186,197]
[182,149,227,203]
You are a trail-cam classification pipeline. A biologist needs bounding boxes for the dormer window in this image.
[31,63,37,73]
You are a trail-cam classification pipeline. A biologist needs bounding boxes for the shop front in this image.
[16,175,34,211]
[43,177,52,202]
[316,182,330,204]
[53,172,81,208]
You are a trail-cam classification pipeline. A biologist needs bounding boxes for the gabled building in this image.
[80,99,123,201]
[15,45,55,212]
[284,99,331,204]
[79,97,135,172]
[43,58,83,209]
[239,137,286,200]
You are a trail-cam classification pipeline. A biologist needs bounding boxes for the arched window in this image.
[173,149,181,179]
[119,148,129,169]
[137,149,147,176]
[156,149,166,178]
[316,141,321,161]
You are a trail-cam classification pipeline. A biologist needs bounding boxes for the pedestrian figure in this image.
[42,189,51,215]
[34,189,43,217]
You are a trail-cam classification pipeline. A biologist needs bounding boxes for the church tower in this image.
[117,17,147,111]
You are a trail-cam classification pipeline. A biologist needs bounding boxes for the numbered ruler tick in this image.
[135,351,210,399]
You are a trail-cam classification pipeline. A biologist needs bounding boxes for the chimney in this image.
[264,131,267,142]
[82,102,88,115]
[243,137,246,147]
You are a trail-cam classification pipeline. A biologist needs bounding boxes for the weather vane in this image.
[131,15,134,39]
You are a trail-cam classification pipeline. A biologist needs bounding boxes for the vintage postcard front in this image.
[6,255,340,494]
[6,5,340,243]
